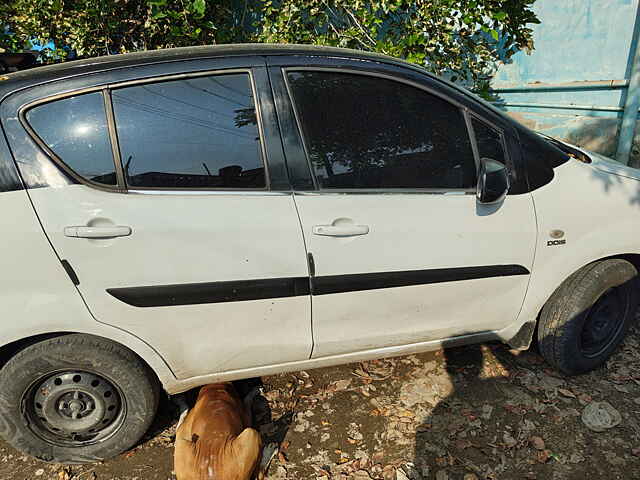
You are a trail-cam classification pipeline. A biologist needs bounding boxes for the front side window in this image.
[112,73,265,189]
[287,70,477,190]
[26,92,117,185]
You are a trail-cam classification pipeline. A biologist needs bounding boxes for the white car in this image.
[0,45,638,463]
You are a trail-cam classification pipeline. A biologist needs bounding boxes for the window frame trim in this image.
[282,66,479,195]
[103,89,127,188]
[18,67,273,193]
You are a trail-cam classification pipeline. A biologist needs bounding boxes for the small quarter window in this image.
[26,92,117,185]
[112,73,265,189]
[471,118,507,165]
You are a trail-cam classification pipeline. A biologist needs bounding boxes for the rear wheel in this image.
[538,259,639,375]
[0,334,159,463]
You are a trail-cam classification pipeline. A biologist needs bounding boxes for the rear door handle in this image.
[64,226,132,238]
[312,224,369,237]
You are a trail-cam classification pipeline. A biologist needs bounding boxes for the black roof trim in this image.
[0,44,410,99]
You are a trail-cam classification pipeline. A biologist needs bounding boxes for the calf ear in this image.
[229,428,263,477]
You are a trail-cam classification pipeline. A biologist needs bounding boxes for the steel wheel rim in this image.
[580,287,626,358]
[22,370,126,447]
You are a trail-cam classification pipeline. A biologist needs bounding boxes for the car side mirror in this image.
[477,158,510,205]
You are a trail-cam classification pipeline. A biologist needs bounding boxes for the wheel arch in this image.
[504,252,640,350]
[613,253,640,274]
[0,330,175,393]
[0,332,70,370]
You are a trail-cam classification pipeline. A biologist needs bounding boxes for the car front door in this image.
[270,64,537,359]
[4,60,312,379]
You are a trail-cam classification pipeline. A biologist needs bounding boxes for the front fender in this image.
[514,158,640,334]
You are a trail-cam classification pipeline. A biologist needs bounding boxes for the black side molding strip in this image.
[106,265,529,308]
[312,265,530,295]
[107,276,310,308]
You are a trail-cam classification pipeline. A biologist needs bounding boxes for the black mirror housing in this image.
[477,158,510,205]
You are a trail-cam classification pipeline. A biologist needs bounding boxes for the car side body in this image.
[0,44,638,400]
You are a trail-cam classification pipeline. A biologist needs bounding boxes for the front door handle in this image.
[64,226,132,238]
[312,224,369,237]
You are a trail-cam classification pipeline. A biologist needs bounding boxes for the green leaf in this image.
[192,0,206,17]
[494,11,507,21]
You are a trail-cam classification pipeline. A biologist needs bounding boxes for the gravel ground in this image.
[1,325,639,480]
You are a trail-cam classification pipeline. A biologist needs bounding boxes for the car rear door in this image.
[268,59,537,359]
[2,58,312,379]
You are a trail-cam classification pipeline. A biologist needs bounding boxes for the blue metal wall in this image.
[492,0,640,167]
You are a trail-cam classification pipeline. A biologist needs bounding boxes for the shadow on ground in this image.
[0,324,638,479]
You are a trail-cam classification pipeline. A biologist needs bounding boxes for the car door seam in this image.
[290,193,316,360]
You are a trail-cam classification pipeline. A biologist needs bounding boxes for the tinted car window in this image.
[472,118,506,164]
[26,92,117,185]
[287,71,476,189]
[112,73,265,189]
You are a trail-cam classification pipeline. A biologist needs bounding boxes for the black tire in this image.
[0,334,160,463]
[538,259,639,375]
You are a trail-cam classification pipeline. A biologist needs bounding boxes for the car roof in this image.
[0,44,418,100]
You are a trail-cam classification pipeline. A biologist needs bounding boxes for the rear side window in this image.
[471,117,506,164]
[287,71,476,190]
[111,73,265,189]
[26,92,117,185]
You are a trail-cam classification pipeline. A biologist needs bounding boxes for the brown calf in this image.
[174,383,263,480]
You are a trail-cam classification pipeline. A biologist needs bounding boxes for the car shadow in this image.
[412,343,494,479]
[411,292,639,479]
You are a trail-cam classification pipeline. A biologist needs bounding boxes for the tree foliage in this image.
[0,0,539,85]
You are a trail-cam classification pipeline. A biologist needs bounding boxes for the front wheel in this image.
[0,334,159,463]
[538,259,639,375]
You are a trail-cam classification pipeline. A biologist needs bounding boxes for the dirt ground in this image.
[1,324,639,480]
